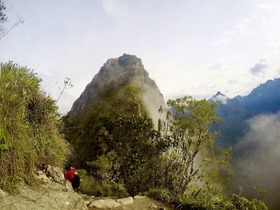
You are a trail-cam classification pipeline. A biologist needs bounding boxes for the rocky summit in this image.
[67,53,166,124]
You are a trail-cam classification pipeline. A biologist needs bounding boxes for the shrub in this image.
[77,171,96,195]
[239,197,268,210]
[179,189,268,210]
[86,154,112,180]
[110,182,129,197]
[147,188,172,203]
[0,62,71,193]
[78,170,128,197]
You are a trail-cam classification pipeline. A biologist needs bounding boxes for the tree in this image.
[0,0,7,36]
[109,114,160,195]
[0,0,6,22]
[157,96,223,195]
[83,113,163,196]
[0,0,24,40]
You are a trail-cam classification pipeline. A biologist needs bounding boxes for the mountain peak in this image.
[210,91,228,104]
[98,53,148,83]
[118,53,142,66]
[67,54,165,122]
[103,54,142,68]
[214,91,225,97]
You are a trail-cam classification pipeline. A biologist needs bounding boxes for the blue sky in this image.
[1,0,280,114]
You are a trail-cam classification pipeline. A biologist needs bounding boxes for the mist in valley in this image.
[232,113,280,209]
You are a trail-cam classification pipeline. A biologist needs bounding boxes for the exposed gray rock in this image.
[84,195,175,210]
[45,165,65,183]
[35,170,51,183]
[0,188,7,197]
[134,195,147,200]
[116,197,133,205]
[90,198,121,209]
[0,167,87,210]
[149,202,159,209]
[84,200,91,206]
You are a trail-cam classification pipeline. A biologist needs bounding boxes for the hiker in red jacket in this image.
[65,166,76,181]
[70,171,81,193]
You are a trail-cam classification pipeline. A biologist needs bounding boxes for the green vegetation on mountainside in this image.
[0,62,71,193]
[63,81,148,168]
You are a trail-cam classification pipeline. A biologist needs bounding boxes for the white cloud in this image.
[212,18,254,46]
[258,2,273,10]
[234,113,280,209]
[102,0,115,15]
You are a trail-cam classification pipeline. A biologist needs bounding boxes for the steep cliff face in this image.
[64,54,166,166]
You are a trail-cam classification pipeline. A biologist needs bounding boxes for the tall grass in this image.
[0,62,71,193]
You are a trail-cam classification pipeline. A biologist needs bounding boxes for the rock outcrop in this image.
[83,195,175,210]
[0,166,87,210]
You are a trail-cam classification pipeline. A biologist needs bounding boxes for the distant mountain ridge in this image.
[211,78,280,146]
[235,78,280,113]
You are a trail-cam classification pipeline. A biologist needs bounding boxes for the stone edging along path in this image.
[81,194,177,210]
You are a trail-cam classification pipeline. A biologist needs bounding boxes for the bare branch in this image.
[57,77,73,102]
[0,17,24,40]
